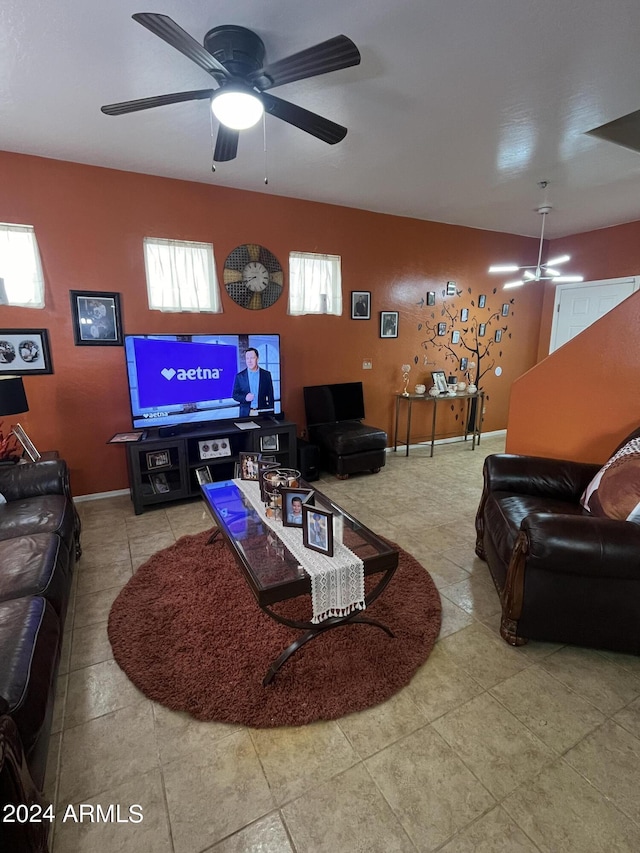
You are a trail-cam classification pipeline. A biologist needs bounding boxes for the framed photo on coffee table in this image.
[282,488,314,528]
[302,504,334,557]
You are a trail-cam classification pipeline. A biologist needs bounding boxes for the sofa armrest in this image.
[521,513,640,579]
[0,460,70,502]
[483,453,601,502]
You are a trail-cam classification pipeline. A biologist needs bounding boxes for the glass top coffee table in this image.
[200,479,399,684]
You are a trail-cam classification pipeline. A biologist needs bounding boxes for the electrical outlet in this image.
[362,359,372,369]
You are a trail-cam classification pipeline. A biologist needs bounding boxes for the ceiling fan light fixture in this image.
[489,184,583,288]
[211,87,263,130]
[489,264,519,273]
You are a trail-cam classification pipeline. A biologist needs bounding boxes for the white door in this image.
[550,276,640,353]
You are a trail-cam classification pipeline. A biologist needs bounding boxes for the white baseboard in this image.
[75,488,131,503]
[386,428,506,453]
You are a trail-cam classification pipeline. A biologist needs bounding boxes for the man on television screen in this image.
[232,347,274,417]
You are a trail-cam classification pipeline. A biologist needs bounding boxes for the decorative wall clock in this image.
[223,244,284,310]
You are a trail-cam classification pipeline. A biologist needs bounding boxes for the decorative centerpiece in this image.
[414,383,426,395]
[401,364,411,396]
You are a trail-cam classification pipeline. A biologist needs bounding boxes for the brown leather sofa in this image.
[0,459,80,848]
[475,428,640,653]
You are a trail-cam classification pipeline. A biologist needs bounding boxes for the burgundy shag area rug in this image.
[107,531,441,727]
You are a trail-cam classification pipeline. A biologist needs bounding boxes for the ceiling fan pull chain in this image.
[263,112,269,185]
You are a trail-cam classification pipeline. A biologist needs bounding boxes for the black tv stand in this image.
[123,419,297,514]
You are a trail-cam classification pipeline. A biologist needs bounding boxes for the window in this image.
[0,223,45,308]
[143,237,222,313]
[288,252,342,315]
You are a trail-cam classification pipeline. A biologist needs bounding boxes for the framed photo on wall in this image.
[502,303,510,317]
[380,311,399,338]
[479,323,486,336]
[427,291,436,306]
[460,308,469,322]
[478,294,487,308]
[69,290,123,346]
[0,329,52,375]
[446,281,457,296]
[437,322,447,336]
[451,330,460,344]
[351,291,371,319]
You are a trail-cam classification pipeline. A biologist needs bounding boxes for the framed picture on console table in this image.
[146,450,170,470]
[302,504,334,557]
[0,329,52,375]
[69,291,123,346]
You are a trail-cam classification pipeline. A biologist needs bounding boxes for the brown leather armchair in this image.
[475,427,640,653]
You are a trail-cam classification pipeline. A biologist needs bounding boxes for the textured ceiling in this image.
[2,0,640,238]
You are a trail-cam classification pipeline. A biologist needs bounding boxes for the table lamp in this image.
[0,376,30,462]
[0,376,29,417]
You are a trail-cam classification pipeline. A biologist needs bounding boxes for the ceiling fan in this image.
[488,182,584,289]
[101,14,361,163]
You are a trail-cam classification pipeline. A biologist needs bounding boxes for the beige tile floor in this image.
[45,435,640,853]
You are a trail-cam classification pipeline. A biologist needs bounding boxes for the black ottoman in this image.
[310,421,387,478]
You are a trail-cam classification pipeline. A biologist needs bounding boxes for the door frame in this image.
[549,275,640,353]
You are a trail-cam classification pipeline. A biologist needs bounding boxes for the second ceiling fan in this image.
[101,13,361,162]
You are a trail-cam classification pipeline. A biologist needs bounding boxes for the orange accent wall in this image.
[1,151,541,496]
[507,220,640,463]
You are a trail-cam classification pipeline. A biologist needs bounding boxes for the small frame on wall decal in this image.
[351,291,371,320]
[451,330,460,344]
[460,357,468,371]
[478,323,486,337]
[0,329,52,375]
[502,303,510,317]
[380,311,399,338]
[427,291,436,306]
[478,294,487,308]
[437,322,447,336]
[70,291,123,346]
[495,329,503,342]
[446,281,457,296]
[460,308,469,322]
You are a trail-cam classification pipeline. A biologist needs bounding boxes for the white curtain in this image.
[0,223,45,308]
[288,252,342,315]
[143,237,222,312]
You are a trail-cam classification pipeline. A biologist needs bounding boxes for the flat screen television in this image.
[124,333,282,431]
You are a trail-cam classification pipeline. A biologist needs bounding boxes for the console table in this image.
[393,390,484,457]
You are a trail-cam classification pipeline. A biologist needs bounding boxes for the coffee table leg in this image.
[262,616,395,686]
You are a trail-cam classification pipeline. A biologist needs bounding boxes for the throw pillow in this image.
[581,437,640,522]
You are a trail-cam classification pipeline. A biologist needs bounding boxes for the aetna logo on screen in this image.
[134,338,237,409]
[160,367,222,381]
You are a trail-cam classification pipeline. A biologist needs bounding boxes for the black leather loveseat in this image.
[475,427,640,653]
[0,459,80,844]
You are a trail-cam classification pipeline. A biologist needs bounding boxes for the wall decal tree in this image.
[419,286,514,389]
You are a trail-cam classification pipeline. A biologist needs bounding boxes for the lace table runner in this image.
[233,479,365,624]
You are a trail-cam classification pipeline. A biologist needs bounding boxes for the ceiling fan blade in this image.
[214,125,239,161]
[132,13,229,80]
[261,92,347,144]
[101,89,214,115]
[250,34,360,90]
